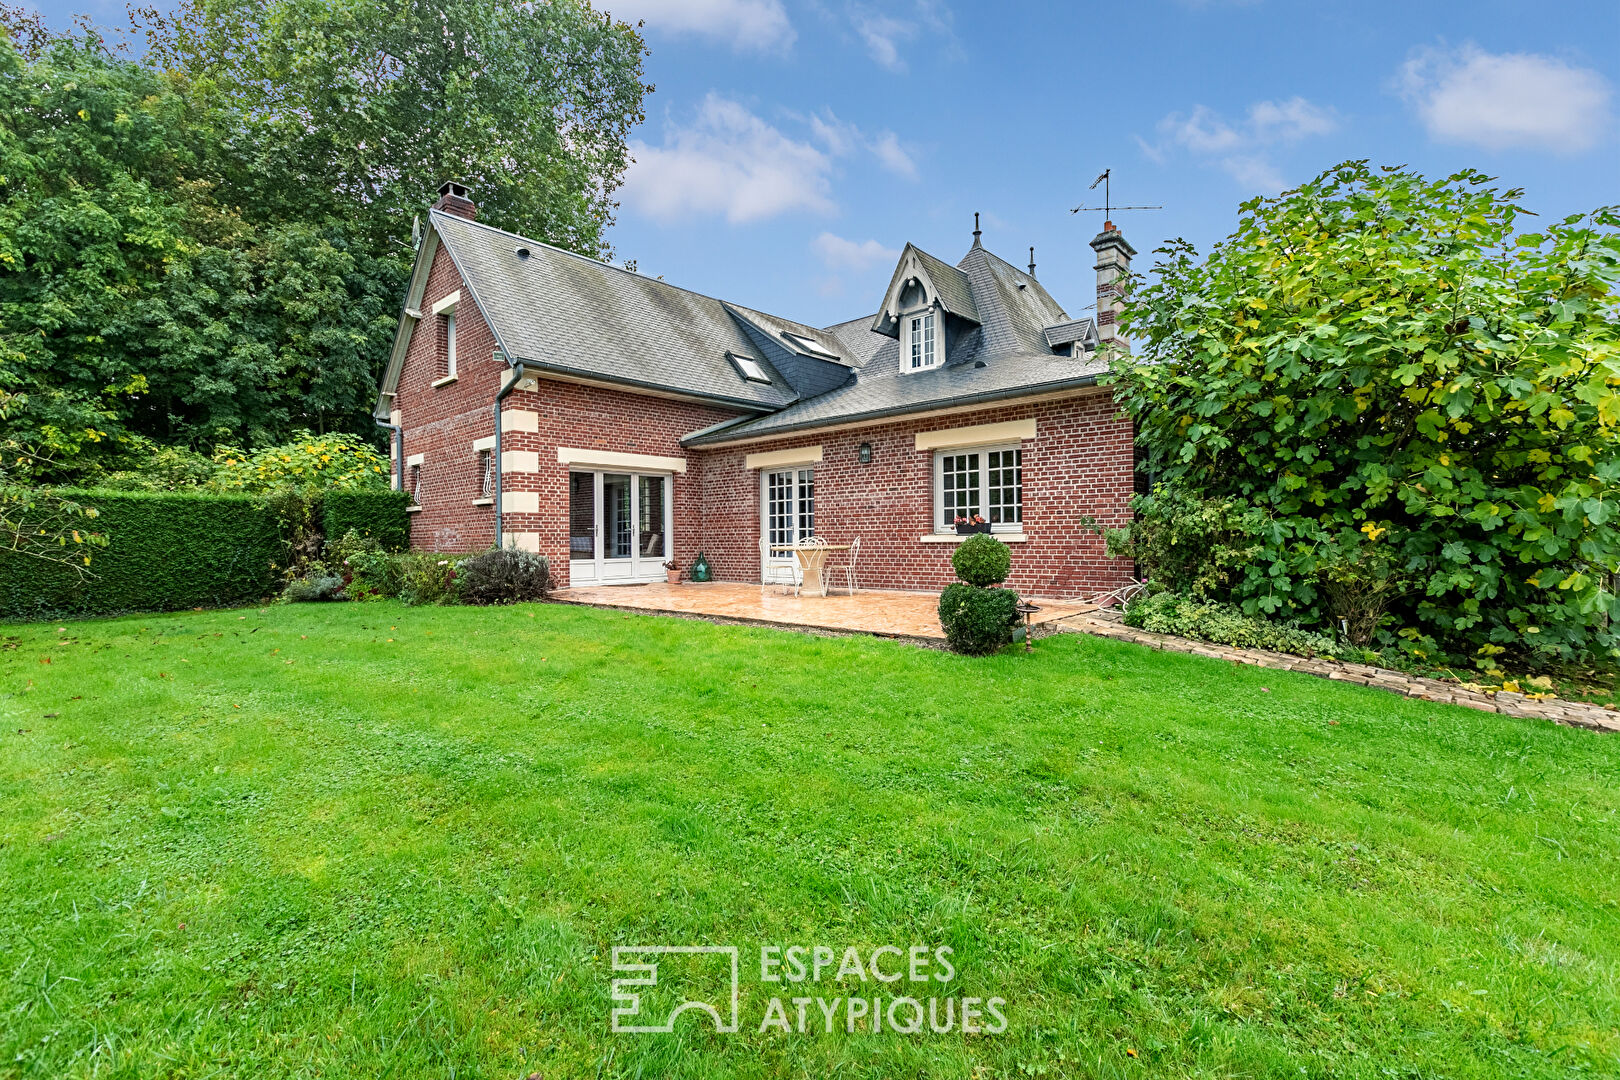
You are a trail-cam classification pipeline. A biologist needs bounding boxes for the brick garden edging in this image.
[1054,611,1620,734]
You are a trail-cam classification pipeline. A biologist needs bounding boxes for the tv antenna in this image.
[1070,169,1161,224]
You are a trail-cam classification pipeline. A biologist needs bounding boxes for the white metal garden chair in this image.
[826,536,860,594]
[760,538,802,594]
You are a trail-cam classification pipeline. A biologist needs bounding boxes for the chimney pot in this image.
[433,180,477,220]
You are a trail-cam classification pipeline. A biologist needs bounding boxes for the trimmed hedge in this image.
[322,488,412,552]
[0,489,282,620]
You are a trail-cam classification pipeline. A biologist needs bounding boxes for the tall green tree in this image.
[0,0,648,481]
[1113,162,1620,667]
[137,0,650,258]
[0,28,401,476]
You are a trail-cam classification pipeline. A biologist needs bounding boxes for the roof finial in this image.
[1028,246,1036,277]
[972,212,982,248]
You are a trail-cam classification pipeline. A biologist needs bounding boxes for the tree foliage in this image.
[0,1,648,480]
[1112,162,1620,668]
[136,0,650,259]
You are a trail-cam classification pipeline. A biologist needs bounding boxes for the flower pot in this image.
[955,522,992,535]
[665,570,681,584]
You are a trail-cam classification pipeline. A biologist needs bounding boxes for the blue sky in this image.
[26,0,1620,328]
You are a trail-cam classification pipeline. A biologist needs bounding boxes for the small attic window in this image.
[729,352,770,384]
[782,332,837,360]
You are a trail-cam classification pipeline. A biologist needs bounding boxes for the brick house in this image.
[374,182,1139,600]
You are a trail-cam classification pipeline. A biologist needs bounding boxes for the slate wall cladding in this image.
[395,245,1136,598]
[693,392,1136,599]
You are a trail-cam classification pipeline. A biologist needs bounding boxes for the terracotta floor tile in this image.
[552,582,1095,640]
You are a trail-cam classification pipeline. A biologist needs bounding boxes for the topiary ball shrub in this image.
[951,534,1011,586]
[938,582,1020,655]
[457,548,552,605]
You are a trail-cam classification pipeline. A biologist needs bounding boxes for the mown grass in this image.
[1,601,1616,1079]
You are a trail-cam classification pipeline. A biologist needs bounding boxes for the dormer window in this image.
[908,311,937,370]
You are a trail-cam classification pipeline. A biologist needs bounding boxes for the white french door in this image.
[569,470,671,585]
[761,468,814,578]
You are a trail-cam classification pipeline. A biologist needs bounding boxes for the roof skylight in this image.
[783,332,837,359]
[729,353,771,384]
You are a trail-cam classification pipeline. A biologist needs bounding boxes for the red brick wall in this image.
[393,242,504,553]
[395,243,1136,600]
[692,393,1136,600]
[498,381,741,587]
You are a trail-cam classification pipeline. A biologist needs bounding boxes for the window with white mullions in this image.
[985,448,1022,525]
[908,311,936,370]
[796,468,814,539]
[935,444,1023,531]
[764,468,815,562]
[939,451,979,527]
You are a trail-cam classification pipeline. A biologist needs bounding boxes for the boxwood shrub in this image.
[322,488,412,552]
[938,583,1019,655]
[951,534,1011,586]
[0,489,282,620]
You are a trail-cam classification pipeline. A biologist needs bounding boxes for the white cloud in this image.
[1397,43,1613,153]
[805,108,920,180]
[1249,97,1337,142]
[621,95,835,224]
[1145,96,1338,192]
[851,9,910,70]
[848,1,953,73]
[868,131,918,180]
[812,232,899,273]
[607,0,795,54]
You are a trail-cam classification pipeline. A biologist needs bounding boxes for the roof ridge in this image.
[427,208,813,332]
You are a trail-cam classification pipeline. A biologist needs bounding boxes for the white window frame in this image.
[905,308,938,372]
[761,467,815,563]
[445,312,458,378]
[933,443,1023,533]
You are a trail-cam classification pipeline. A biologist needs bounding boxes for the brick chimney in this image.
[433,180,476,220]
[1089,222,1135,351]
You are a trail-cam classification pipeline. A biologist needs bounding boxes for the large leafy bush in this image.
[1104,487,1265,598]
[1113,162,1620,669]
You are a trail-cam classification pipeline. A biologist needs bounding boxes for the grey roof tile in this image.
[429,210,795,409]
[683,350,1108,444]
[402,209,1110,446]
[912,247,980,323]
[1043,317,1097,349]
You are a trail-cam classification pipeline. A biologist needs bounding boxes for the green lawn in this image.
[1,602,1616,1079]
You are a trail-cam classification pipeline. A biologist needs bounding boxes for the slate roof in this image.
[911,247,980,324]
[1043,318,1097,349]
[422,211,796,409]
[378,209,1103,441]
